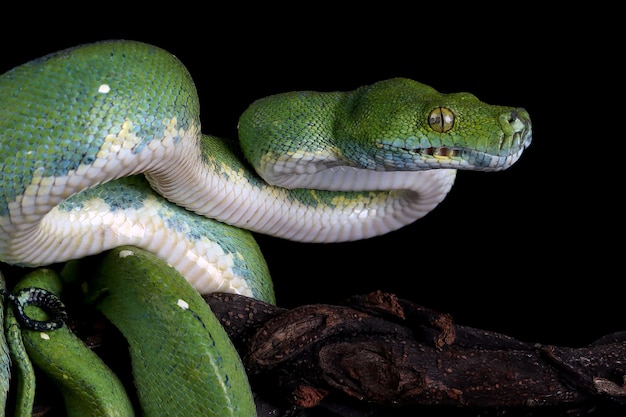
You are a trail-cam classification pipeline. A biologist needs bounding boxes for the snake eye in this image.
[428,107,455,133]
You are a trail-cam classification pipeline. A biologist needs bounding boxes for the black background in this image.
[2,5,622,415]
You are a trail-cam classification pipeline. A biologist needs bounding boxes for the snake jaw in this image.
[411,146,462,159]
[391,145,467,169]
[404,107,532,172]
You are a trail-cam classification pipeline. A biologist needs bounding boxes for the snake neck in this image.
[147,133,457,243]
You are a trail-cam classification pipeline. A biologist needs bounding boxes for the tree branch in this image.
[205,291,626,417]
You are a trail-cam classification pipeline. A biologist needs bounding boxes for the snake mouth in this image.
[398,145,465,165]
[392,145,469,170]
[413,147,462,158]
[397,132,531,171]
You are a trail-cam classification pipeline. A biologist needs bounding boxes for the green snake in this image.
[0,40,532,415]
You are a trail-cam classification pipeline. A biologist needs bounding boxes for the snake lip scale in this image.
[0,39,532,296]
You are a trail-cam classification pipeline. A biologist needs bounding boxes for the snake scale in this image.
[0,40,532,415]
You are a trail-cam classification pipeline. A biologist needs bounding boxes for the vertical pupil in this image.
[428,107,454,133]
[436,108,445,130]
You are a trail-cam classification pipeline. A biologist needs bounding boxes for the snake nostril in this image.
[502,108,531,135]
[497,108,532,153]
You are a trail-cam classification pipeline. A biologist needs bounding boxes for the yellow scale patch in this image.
[95,120,141,160]
[3,116,255,296]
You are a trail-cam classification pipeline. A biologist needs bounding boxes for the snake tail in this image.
[1,286,68,332]
[85,245,256,417]
[12,268,135,417]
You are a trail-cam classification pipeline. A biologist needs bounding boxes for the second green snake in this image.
[0,40,532,415]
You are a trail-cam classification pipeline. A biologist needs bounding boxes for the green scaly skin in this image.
[3,272,40,417]
[10,268,134,417]
[3,281,37,417]
[0,40,532,266]
[1,249,257,416]
[0,40,532,415]
[240,78,528,172]
[84,246,256,417]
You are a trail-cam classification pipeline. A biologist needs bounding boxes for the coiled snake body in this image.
[0,40,532,415]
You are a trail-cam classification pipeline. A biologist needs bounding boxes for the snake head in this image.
[337,78,533,172]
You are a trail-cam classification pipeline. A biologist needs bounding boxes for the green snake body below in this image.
[0,40,532,415]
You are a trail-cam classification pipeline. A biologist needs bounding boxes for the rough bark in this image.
[205,291,626,417]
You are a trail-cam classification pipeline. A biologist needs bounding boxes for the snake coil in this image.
[0,40,532,416]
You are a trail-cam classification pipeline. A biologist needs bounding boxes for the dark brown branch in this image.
[204,291,626,417]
